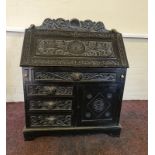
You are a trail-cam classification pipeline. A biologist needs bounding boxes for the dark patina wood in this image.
[20,18,129,140]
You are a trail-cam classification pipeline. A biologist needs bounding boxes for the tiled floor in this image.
[6,100,147,155]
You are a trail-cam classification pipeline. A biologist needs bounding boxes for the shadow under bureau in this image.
[20,18,129,140]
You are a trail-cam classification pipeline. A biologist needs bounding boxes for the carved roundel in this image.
[92,99,105,112]
[67,41,85,55]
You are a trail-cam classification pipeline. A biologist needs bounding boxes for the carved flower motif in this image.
[68,41,85,54]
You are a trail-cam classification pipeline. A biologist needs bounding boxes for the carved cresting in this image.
[34,72,116,82]
[29,100,72,110]
[28,85,73,96]
[36,18,108,32]
[36,39,114,57]
[30,115,71,127]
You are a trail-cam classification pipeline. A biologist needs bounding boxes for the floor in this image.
[6,100,147,155]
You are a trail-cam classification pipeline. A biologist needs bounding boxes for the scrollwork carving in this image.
[30,115,71,127]
[28,85,73,96]
[36,39,114,57]
[34,72,116,82]
[36,18,107,32]
[29,100,72,110]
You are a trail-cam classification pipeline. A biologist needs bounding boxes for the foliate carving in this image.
[81,73,116,81]
[87,93,111,118]
[34,72,116,82]
[36,39,114,57]
[36,18,107,32]
[30,115,71,127]
[28,85,73,96]
[29,100,72,110]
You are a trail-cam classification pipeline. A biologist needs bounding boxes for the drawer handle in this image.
[47,101,55,108]
[45,86,57,95]
[46,116,56,121]
[71,73,82,81]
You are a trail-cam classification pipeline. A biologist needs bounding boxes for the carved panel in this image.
[34,72,116,82]
[27,85,73,96]
[36,39,114,57]
[87,93,111,118]
[29,100,72,110]
[30,115,71,127]
[20,19,129,67]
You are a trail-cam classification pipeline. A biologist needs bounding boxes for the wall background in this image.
[6,0,148,102]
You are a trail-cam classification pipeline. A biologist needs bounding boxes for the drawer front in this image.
[33,70,117,82]
[29,114,71,127]
[28,99,72,111]
[26,85,73,96]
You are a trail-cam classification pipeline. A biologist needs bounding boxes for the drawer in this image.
[32,70,117,82]
[26,84,73,97]
[28,99,72,111]
[28,114,72,127]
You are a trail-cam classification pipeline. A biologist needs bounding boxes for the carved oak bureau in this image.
[20,18,129,140]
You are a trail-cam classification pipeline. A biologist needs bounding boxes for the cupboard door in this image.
[78,83,122,126]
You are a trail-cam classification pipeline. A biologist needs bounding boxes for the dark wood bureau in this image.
[20,18,129,140]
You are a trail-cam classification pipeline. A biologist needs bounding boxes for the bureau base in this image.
[23,125,121,141]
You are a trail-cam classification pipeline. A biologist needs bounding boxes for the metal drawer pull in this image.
[47,101,55,108]
[71,73,83,81]
[46,116,56,121]
[44,86,57,95]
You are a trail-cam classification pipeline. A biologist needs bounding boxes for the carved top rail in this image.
[34,18,108,32]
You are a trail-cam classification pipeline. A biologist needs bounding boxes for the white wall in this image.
[6,0,148,101]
